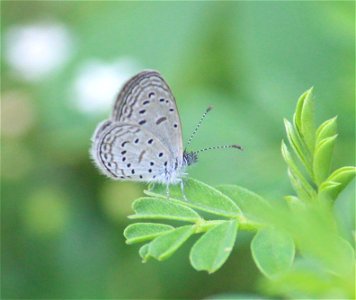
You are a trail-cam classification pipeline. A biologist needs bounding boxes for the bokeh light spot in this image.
[100,181,143,222]
[1,141,34,180]
[4,22,73,81]
[23,188,70,237]
[71,58,141,115]
[1,90,35,138]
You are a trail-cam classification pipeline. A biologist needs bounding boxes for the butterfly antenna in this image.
[195,144,243,154]
[186,106,213,149]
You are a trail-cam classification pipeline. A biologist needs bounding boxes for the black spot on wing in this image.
[138,150,146,163]
[156,117,167,125]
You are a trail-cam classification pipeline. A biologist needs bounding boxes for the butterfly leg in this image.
[166,184,170,199]
[180,179,188,201]
[148,182,155,192]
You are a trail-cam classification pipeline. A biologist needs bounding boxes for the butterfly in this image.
[90,70,242,197]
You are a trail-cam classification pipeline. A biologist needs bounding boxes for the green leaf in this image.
[281,141,316,201]
[313,135,338,185]
[149,225,194,260]
[216,185,269,224]
[284,195,305,209]
[286,169,312,202]
[129,197,201,222]
[284,118,311,174]
[146,177,242,218]
[262,258,351,299]
[251,227,295,278]
[124,223,174,244]
[139,244,150,262]
[319,166,356,200]
[315,116,337,146]
[190,220,238,273]
[293,88,315,152]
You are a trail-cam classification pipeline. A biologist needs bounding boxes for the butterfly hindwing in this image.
[91,121,175,182]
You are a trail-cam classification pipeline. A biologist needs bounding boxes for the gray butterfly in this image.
[91,70,241,196]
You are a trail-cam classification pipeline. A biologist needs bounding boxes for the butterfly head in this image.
[183,151,198,166]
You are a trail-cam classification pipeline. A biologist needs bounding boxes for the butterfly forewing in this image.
[91,122,174,181]
[111,70,183,163]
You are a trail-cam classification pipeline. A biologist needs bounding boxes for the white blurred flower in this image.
[72,57,141,114]
[4,23,73,81]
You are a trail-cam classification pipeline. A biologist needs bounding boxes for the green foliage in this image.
[129,197,201,222]
[190,220,238,273]
[124,223,174,244]
[126,178,246,272]
[124,88,355,299]
[320,166,356,201]
[293,88,315,153]
[146,178,242,217]
[251,227,295,278]
[148,225,195,261]
[282,88,355,204]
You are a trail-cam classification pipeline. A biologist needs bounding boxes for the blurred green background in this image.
[1,1,354,299]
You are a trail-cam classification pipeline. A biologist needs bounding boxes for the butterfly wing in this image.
[91,121,175,182]
[111,70,183,164]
